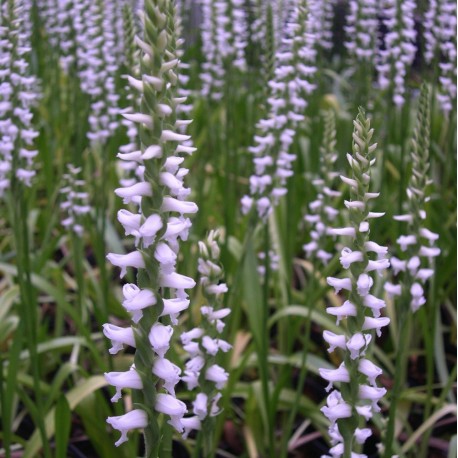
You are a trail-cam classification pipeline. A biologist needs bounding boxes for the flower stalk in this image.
[104,0,197,455]
[320,108,390,458]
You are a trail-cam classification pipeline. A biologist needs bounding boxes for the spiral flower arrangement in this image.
[103,0,198,451]
[320,108,390,457]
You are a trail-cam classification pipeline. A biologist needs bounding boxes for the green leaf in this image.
[23,375,108,457]
[55,394,71,457]
[242,241,264,353]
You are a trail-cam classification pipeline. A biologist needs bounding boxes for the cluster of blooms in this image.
[319,109,390,457]
[60,164,91,236]
[423,0,457,113]
[250,0,276,53]
[385,86,440,312]
[303,110,341,266]
[308,0,336,53]
[103,0,199,447]
[344,0,379,65]
[376,0,417,107]
[198,0,248,100]
[36,0,74,71]
[228,0,249,71]
[180,230,231,438]
[73,0,121,146]
[0,0,39,197]
[241,1,317,220]
[199,0,229,101]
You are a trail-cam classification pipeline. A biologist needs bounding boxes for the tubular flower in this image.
[320,109,389,457]
[180,230,231,438]
[104,0,197,448]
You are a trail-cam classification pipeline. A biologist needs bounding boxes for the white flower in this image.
[320,391,352,424]
[102,324,136,354]
[326,300,357,325]
[181,328,204,345]
[155,393,187,433]
[181,416,201,439]
[106,409,148,447]
[323,331,347,353]
[384,282,402,298]
[358,359,382,386]
[356,274,373,296]
[205,364,229,389]
[122,285,156,323]
[327,277,352,294]
[149,323,173,358]
[397,235,417,251]
[355,427,372,444]
[139,214,163,248]
[152,357,181,395]
[346,333,371,360]
[319,363,350,391]
[362,316,390,337]
[161,196,198,215]
[193,392,208,420]
[358,384,387,412]
[339,247,363,269]
[410,282,426,312]
[106,251,145,278]
[104,369,143,402]
[114,182,152,204]
[159,272,196,295]
[363,294,386,318]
